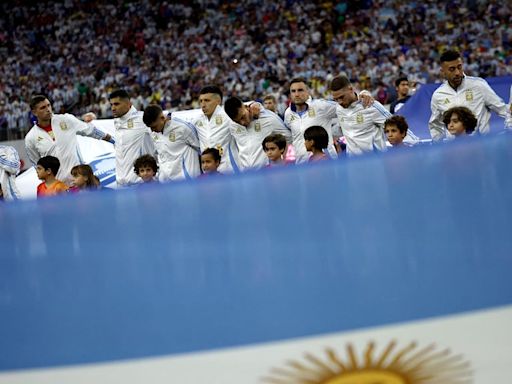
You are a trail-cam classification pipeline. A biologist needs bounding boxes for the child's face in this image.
[36,165,49,181]
[72,173,88,188]
[138,166,156,182]
[446,113,466,136]
[264,142,284,162]
[201,154,220,173]
[304,138,313,152]
[384,124,406,146]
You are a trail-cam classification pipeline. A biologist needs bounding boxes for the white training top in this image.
[284,98,339,163]
[25,113,107,184]
[230,106,292,171]
[190,105,240,174]
[113,106,156,186]
[0,144,21,200]
[336,100,390,156]
[152,116,201,181]
[429,75,508,141]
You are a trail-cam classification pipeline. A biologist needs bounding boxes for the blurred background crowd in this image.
[0,0,510,140]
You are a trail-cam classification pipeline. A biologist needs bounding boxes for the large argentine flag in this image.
[1,134,512,383]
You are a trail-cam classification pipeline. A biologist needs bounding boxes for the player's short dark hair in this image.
[109,89,130,100]
[330,75,351,92]
[30,95,49,110]
[201,147,221,162]
[224,96,243,121]
[304,125,329,150]
[442,106,477,134]
[440,50,461,63]
[37,155,60,176]
[290,77,309,88]
[395,76,409,87]
[133,154,158,175]
[385,115,409,135]
[199,85,223,100]
[143,104,163,126]
[262,133,287,151]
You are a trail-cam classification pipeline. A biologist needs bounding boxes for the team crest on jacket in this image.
[169,132,176,142]
[465,90,474,101]
[59,122,68,131]
[308,108,316,117]
[356,113,364,124]
[127,119,134,129]
[215,144,224,156]
[255,122,261,132]
[197,121,203,127]
[215,116,223,125]
[262,340,471,383]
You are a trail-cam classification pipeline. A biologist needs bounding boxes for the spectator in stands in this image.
[200,147,221,176]
[36,155,69,197]
[429,50,509,141]
[389,77,411,114]
[262,133,288,167]
[224,96,291,171]
[384,115,409,147]
[0,144,21,201]
[143,104,201,181]
[191,86,239,174]
[69,164,100,193]
[109,89,156,186]
[133,154,159,183]
[304,126,330,162]
[442,106,477,138]
[25,95,112,185]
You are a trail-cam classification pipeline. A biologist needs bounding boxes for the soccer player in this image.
[224,96,292,170]
[189,85,240,174]
[25,95,112,185]
[389,76,411,114]
[0,144,21,201]
[283,78,340,163]
[143,104,201,181]
[330,75,419,156]
[429,49,509,141]
[109,89,156,186]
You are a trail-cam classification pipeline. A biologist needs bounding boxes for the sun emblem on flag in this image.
[262,340,471,383]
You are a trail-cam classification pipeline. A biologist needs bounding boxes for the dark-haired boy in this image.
[384,115,409,147]
[36,156,69,197]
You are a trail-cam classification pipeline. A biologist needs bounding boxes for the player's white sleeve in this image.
[70,114,108,140]
[504,85,512,129]
[24,133,41,166]
[429,96,446,141]
[0,145,21,200]
[270,113,292,143]
[481,81,508,120]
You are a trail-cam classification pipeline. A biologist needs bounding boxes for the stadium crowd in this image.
[0,0,511,140]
